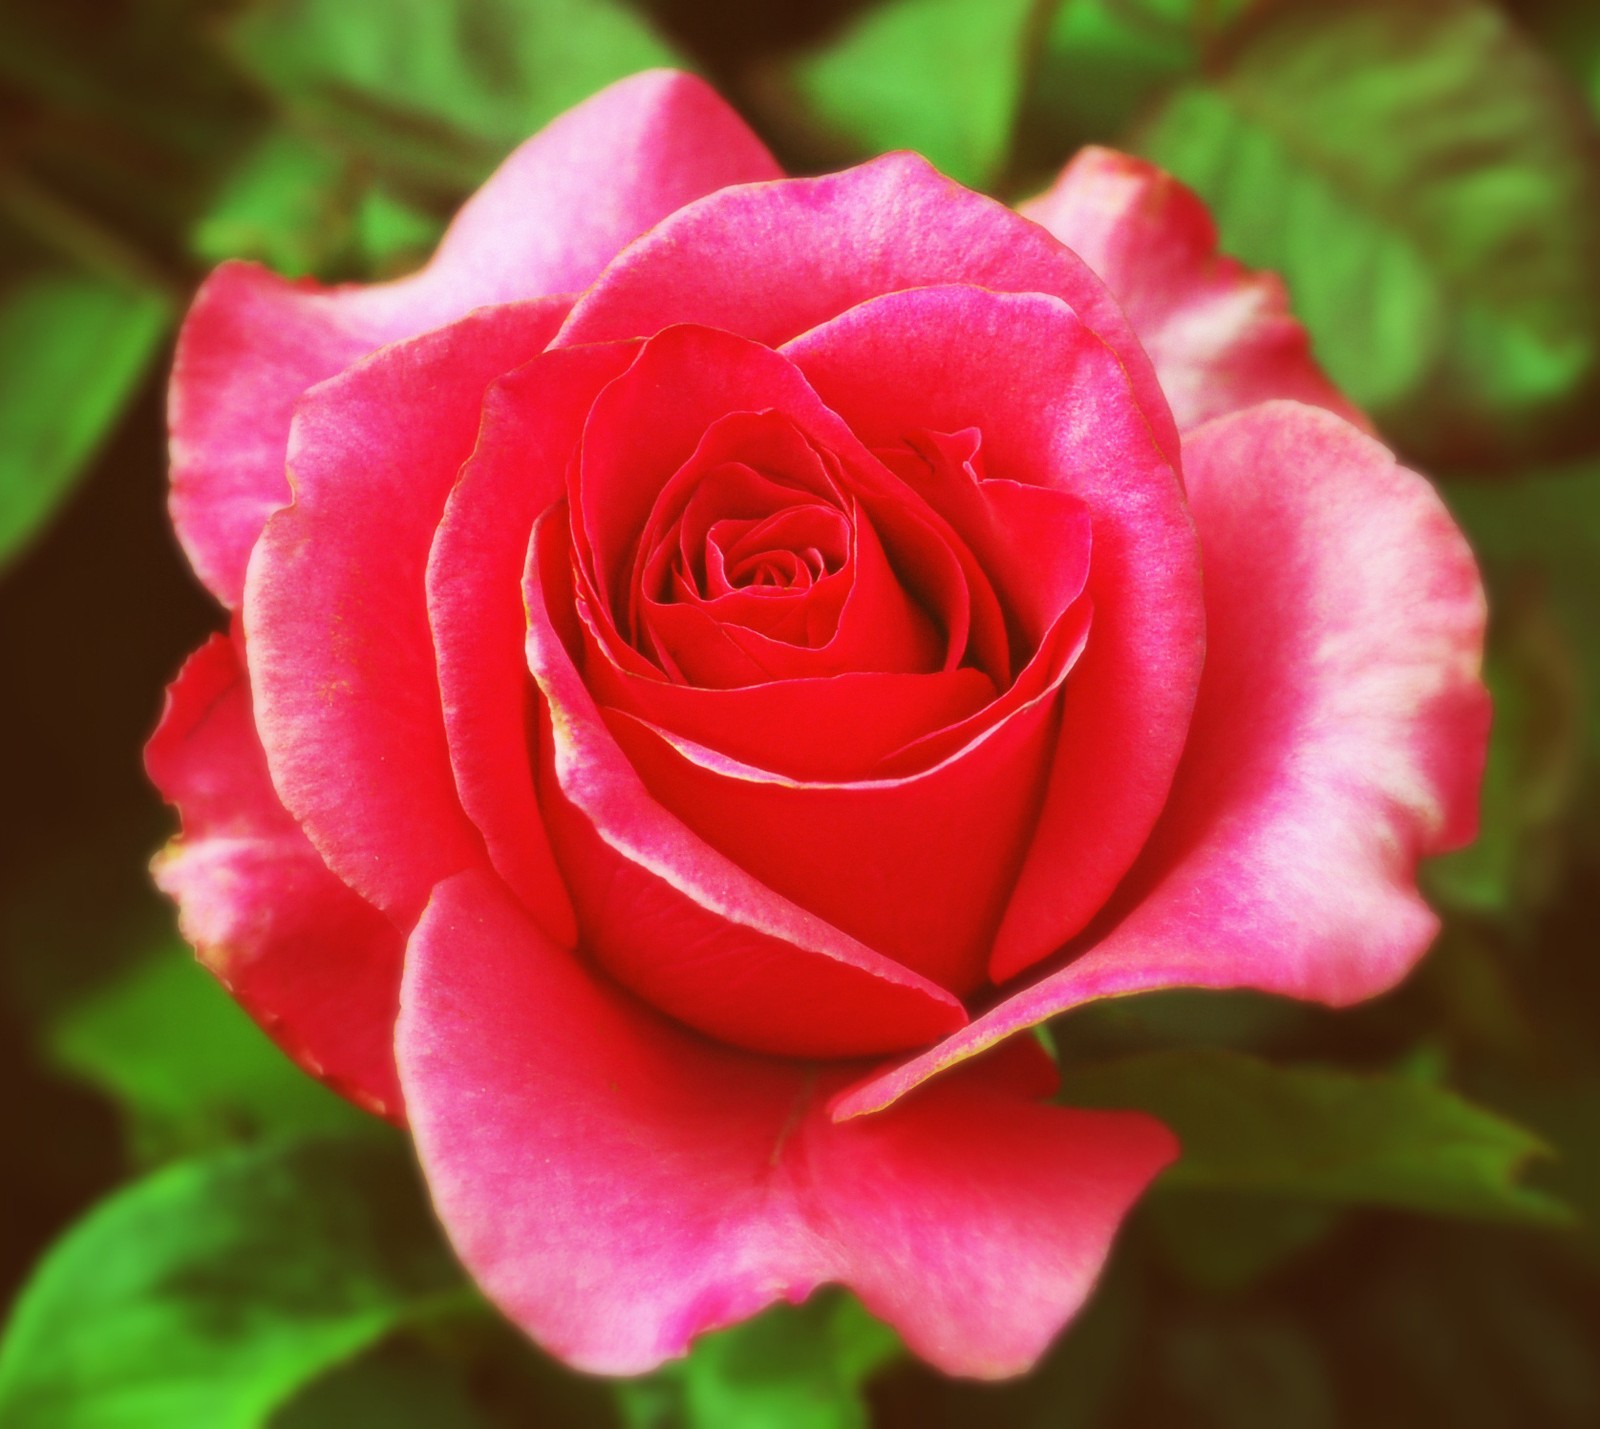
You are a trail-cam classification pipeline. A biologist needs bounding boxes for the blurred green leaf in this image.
[1058,1048,1572,1224]
[190,130,352,277]
[191,129,445,281]
[1052,986,1316,1065]
[46,937,370,1160]
[1484,1076,1600,1263]
[1147,1191,1339,1293]
[788,0,1049,188]
[1447,461,1600,759]
[222,0,681,192]
[619,1293,900,1429]
[1018,0,1263,172]
[0,1137,470,1429]
[0,272,167,568]
[354,186,445,277]
[1132,0,1600,468]
[1425,587,1582,918]
[270,1342,494,1429]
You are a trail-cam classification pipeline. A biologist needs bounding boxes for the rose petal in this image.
[836,403,1488,1119]
[784,285,1204,979]
[398,871,1177,1377]
[587,652,997,783]
[572,324,1006,684]
[555,152,1179,469]
[246,301,564,924]
[527,511,966,1058]
[427,344,646,945]
[1021,147,1365,433]
[641,505,943,685]
[874,429,1091,650]
[170,70,780,607]
[605,598,1091,995]
[147,634,404,1119]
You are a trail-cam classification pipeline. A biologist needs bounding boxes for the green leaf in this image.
[1445,462,1600,759]
[1147,1190,1339,1293]
[1131,0,1600,468]
[1018,0,1261,169]
[223,0,681,192]
[0,272,168,568]
[1424,588,1582,918]
[270,1343,494,1429]
[192,129,446,282]
[789,0,1050,189]
[0,1137,470,1429]
[48,937,371,1160]
[354,187,444,277]
[191,131,355,278]
[1057,1048,1573,1224]
[619,1293,900,1429]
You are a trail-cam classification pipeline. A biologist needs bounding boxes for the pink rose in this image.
[148,72,1488,1376]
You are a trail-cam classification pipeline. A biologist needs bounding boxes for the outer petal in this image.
[170,70,781,607]
[555,152,1180,467]
[837,404,1488,1119]
[146,635,404,1119]
[527,512,966,1059]
[246,300,565,925]
[784,286,1204,980]
[1021,147,1364,433]
[397,872,1177,1378]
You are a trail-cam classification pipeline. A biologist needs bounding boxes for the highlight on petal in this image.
[170,70,780,608]
[786,285,1205,981]
[246,300,565,926]
[146,634,404,1119]
[1021,147,1365,433]
[556,151,1180,466]
[837,402,1488,1120]
[398,871,1177,1378]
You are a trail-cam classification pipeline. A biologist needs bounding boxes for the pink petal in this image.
[170,70,780,607]
[1021,147,1365,433]
[398,871,1177,1378]
[525,510,965,1058]
[246,301,564,925]
[427,346,644,945]
[784,286,1204,980]
[146,634,404,1119]
[836,403,1488,1120]
[417,70,780,312]
[555,152,1179,467]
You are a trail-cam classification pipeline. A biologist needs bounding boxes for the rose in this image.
[148,71,1488,1377]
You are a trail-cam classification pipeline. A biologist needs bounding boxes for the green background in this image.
[3,1,1600,1424]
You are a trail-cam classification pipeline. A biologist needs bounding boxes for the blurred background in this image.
[2,1,1599,1424]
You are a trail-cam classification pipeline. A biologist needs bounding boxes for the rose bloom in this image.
[149,72,1488,1377]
